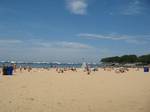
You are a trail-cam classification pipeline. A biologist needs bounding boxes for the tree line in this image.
[101,54,150,64]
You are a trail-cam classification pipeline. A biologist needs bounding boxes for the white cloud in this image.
[65,0,88,15]
[0,39,22,44]
[78,33,150,44]
[78,33,129,40]
[0,39,93,50]
[55,41,93,49]
[122,0,143,15]
[34,41,93,49]
[0,39,98,63]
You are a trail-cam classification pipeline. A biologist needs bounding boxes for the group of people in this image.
[56,67,77,73]
[115,67,129,73]
[0,61,100,75]
[103,66,150,73]
[19,66,32,72]
[55,65,96,75]
[103,67,129,73]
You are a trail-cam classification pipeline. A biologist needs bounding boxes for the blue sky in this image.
[0,0,150,63]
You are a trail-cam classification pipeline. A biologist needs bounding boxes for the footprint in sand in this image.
[43,104,50,108]
[21,86,26,89]
[71,99,76,102]
[138,107,145,111]
[107,100,113,103]
[88,105,93,112]
[26,97,35,101]
[57,101,63,106]
[9,101,12,104]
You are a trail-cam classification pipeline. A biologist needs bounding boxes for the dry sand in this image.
[0,68,150,112]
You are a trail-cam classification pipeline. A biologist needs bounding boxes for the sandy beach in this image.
[0,68,150,112]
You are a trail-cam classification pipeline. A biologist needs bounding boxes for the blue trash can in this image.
[7,66,13,75]
[144,67,149,72]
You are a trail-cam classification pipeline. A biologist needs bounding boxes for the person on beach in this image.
[57,68,64,73]
[86,64,91,75]
[56,67,59,72]
[27,66,32,72]
[19,65,22,72]
[2,64,7,75]
[12,64,17,73]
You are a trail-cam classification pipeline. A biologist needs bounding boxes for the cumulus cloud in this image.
[65,0,88,15]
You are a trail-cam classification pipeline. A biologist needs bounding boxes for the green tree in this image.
[138,54,150,64]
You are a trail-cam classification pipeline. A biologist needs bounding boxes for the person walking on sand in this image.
[12,64,17,73]
[19,65,22,72]
[86,64,91,75]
